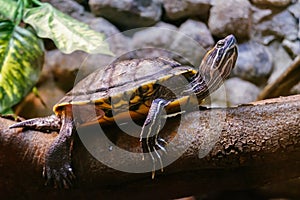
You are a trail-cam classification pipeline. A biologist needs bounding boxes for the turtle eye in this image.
[216,40,225,48]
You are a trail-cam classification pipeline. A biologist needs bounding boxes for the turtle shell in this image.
[53,57,198,125]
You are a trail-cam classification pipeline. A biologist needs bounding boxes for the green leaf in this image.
[0,21,44,113]
[0,0,18,21]
[1,108,14,115]
[23,3,113,55]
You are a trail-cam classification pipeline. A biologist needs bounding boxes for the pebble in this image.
[208,0,251,39]
[267,42,293,84]
[232,41,273,85]
[89,0,162,29]
[253,10,298,43]
[225,78,261,106]
[162,0,211,21]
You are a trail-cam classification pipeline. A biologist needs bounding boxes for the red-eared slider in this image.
[10,35,238,188]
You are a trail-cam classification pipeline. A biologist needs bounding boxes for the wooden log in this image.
[0,95,300,199]
[257,56,300,100]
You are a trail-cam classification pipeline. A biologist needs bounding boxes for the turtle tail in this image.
[9,115,61,132]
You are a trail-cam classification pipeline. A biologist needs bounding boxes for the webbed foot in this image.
[43,139,75,188]
[42,109,75,188]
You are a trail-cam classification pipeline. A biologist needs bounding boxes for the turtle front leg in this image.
[140,98,170,178]
[43,112,75,188]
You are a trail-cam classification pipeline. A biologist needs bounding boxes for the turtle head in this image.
[199,34,238,92]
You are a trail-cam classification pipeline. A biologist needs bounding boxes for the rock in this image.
[282,39,300,58]
[291,82,300,95]
[267,42,293,84]
[130,22,178,60]
[225,78,261,106]
[288,0,300,18]
[131,22,177,50]
[15,80,65,118]
[208,0,251,39]
[178,19,214,50]
[162,0,211,21]
[43,0,88,20]
[89,0,162,29]
[253,10,298,44]
[74,0,88,5]
[84,17,132,56]
[86,17,121,36]
[288,1,300,38]
[131,22,208,66]
[74,0,89,10]
[251,6,273,24]
[174,20,214,66]
[232,41,273,85]
[44,50,85,92]
[251,0,292,7]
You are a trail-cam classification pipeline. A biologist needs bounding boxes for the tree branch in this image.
[1,95,300,199]
[257,56,300,100]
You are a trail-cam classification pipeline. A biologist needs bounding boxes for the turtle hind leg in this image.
[9,115,61,132]
[43,112,75,188]
[140,98,170,178]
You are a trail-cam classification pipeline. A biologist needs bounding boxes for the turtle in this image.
[10,34,238,188]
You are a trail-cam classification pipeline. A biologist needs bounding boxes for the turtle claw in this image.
[41,112,75,188]
[141,136,167,154]
[155,138,168,153]
[157,137,167,145]
[43,163,75,189]
[42,144,75,189]
[141,135,167,178]
[154,143,167,154]
[43,139,75,188]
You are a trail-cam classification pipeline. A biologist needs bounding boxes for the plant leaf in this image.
[0,21,44,113]
[23,3,113,55]
[0,0,18,21]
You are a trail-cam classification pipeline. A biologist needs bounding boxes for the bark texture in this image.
[0,95,300,199]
